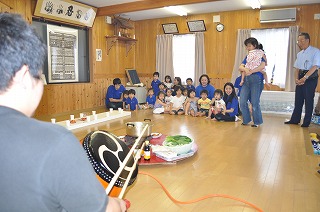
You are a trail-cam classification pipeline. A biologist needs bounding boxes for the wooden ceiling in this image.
[97,0,222,16]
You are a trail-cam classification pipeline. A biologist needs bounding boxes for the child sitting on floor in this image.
[197,90,211,117]
[144,88,156,109]
[165,89,173,106]
[153,91,170,114]
[170,86,186,115]
[126,89,139,111]
[184,89,199,117]
[207,89,226,120]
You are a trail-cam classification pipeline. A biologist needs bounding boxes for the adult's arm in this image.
[248,61,266,74]
[43,130,109,212]
[297,65,319,85]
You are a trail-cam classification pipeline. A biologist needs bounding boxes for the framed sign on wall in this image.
[162,23,179,34]
[187,20,206,32]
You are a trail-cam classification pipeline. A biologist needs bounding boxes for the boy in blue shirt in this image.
[126,89,139,111]
[122,90,129,110]
[186,78,195,91]
[145,88,156,108]
[151,72,161,96]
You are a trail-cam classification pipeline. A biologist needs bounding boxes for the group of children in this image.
[121,71,241,122]
[120,37,269,124]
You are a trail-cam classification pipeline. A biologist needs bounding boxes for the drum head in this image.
[83,130,138,188]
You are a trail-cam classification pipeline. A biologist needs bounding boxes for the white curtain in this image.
[194,32,206,86]
[172,34,195,84]
[252,28,289,88]
[231,29,251,84]
[285,26,299,91]
[156,34,174,81]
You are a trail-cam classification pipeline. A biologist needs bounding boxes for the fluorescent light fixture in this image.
[164,6,187,16]
[249,0,261,9]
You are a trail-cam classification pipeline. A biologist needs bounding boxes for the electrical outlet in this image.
[314,14,320,20]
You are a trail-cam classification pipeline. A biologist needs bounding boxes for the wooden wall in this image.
[1,0,319,116]
[135,4,320,89]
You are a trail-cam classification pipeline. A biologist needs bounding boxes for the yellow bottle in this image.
[143,140,151,161]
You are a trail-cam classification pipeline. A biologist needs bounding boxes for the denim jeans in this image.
[240,74,263,125]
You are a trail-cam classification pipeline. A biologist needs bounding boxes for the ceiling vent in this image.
[260,8,296,23]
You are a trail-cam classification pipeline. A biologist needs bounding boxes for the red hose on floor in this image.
[138,171,263,212]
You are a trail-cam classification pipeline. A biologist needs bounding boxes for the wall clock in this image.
[216,23,224,32]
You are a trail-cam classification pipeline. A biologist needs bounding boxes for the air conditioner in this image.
[260,8,296,23]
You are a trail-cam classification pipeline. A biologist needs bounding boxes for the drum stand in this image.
[105,125,149,198]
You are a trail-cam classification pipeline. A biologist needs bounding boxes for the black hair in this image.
[186,78,193,82]
[182,87,187,93]
[223,82,237,104]
[164,75,172,83]
[174,77,182,86]
[157,91,165,99]
[244,37,259,49]
[128,89,136,95]
[258,43,264,51]
[158,82,167,88]
[113,78,121,85]
[187,89,195,97]
[0,13,47,92]
[200,89,208,95]
[153,72,159,77]
[174,85,182,92]
[148,88,154,92]
[123,90,129,95]
[214,89,223,97]
[198,74,211,85]
[299,32,310,41]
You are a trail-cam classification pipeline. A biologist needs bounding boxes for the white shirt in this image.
[170,95,186,109]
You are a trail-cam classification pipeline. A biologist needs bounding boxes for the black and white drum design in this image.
[82,130,138,194]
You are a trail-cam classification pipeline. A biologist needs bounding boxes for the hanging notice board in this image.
[126,69,141,85]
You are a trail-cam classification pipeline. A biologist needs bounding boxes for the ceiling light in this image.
[249,0,261,9]
[164,6,187,16]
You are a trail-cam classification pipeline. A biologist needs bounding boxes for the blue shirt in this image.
[234,76,242,97]
[224,96,239,117]
[151,80,161,95]
[126,97,139,110]
[195,84,215,99]
[105,85,126,104]
[242,56,266,80]
[146,95,156,105]
[186,85,195,91]
[294,46,320,70]
[123,97,128,105]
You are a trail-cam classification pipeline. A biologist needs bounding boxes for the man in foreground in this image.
[0,13,126,211]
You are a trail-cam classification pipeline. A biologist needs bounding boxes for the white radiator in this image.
[260,91,319,115]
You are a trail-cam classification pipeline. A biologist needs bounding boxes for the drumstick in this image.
[118,142,145,199]
[105,124,149,195]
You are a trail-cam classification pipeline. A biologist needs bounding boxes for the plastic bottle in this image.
[144,140,151,161]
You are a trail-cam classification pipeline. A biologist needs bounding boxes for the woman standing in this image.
[195,74,215,100]
[239,37,266,127]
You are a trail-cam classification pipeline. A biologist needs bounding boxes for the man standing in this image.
[285,33,320,127]
[0,13,126,211]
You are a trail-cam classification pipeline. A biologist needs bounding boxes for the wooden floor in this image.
[37,109,320,212]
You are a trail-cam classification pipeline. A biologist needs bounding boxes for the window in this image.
[251,28,289,88]
[172,34,195,85]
